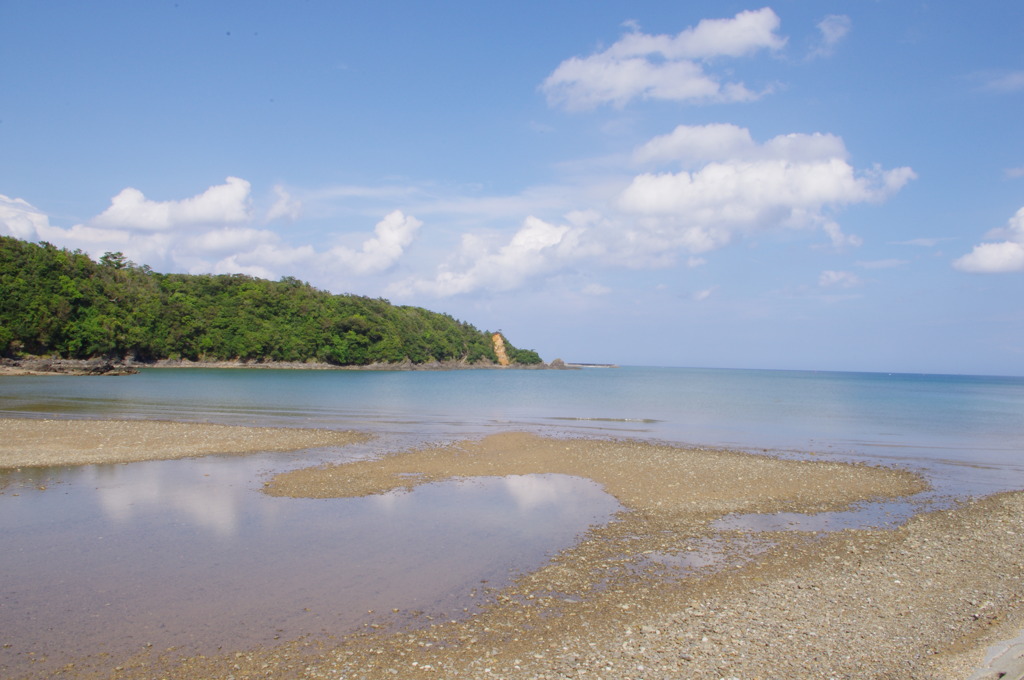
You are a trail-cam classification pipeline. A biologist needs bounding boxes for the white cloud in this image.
[0,195,53,240]
[329,210,422,275]
[542,8,785,110]
[0,194,133,248]
[618,124,913,257]
[954,207,1024,273]
[92,177,252,231]
[393,215,586,296]
[634,123,848,167]
[186,227,278,253]
[266,184,302,222]
[392,123,913,296]
[819,270,862,288]
[810,15,851,59]
[1,180,423,291]
[619,160,870,215]
[634,123,754,166]
[1006,167,1024,179]
[822,221,863,250]
[953,241,1024,273]
[5,123,915,300]
[210,242,317,277]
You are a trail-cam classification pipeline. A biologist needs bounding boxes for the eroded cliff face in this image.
[491,333,510,366]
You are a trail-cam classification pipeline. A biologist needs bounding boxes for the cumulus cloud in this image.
[92,177,252,231]
[329,210,422,275]
[393,123,914,297]
[185,212,421,283]
[619,160,870,216]
[1,179,423,291]
[0,194,135,249]
[542,8,785,110]
[810,14,851,59]
[634,123,847,167]
[0,195,53,240]
[5,124,915,300]
[953,207,1024,273]
[185,227,280,255]
[393,216,586,296]
[620,124,913,255]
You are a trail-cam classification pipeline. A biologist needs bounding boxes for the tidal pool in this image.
[0,450,621,675]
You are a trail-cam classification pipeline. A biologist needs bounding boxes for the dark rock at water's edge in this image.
[134,357,580,371]
[1,355,583,375]
[0,357,138,376]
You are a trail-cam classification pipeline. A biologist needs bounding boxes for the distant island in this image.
[0,236,548,372]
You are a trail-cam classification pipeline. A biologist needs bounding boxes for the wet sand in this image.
[267,431,924,513]
[0,418,369,468]
[5,422,1024,678]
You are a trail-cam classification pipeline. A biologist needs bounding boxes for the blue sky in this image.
[2,1,1022,375]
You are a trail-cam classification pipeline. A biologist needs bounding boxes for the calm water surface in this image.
[2,366,1023,672]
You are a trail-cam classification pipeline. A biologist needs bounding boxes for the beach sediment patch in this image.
[266,431,925,514]
[0,418,370,468]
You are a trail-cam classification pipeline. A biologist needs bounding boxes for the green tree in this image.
[0,235,545,367]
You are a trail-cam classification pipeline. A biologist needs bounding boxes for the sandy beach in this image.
[4,421,1024,679]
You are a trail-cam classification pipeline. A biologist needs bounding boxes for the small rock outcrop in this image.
[491,333,510,366]
[0,357,138,376]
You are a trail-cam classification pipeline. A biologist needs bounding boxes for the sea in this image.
[2,366,1023,672]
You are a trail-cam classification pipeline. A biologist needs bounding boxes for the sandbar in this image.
[252,434,1024,679]
[267,431,924,515]
[0,417,369,468]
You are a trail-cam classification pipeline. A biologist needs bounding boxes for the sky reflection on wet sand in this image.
[0,452,620,674]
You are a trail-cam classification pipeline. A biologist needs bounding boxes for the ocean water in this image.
[3,366,1022,491]
[2,366,1023,672]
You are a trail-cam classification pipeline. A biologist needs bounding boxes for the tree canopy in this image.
[0,236,543,366]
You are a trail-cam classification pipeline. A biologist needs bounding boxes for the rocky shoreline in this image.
[0,356,139,375]
[0,356,575,376]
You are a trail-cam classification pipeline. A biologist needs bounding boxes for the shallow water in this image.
[1,366,1023,673]
[3,367,1021,480]
[0,451,619,672]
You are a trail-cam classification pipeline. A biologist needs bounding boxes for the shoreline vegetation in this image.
[4,419,1024,678]
[0,235,545,370]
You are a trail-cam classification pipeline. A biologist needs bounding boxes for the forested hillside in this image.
[0,236,543,366]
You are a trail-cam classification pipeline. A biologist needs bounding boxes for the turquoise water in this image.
[1,366,1023,672]
[3,366,1022,490]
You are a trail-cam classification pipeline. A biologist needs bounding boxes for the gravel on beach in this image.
[5,424,1024,679]
[0,418,369,469]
